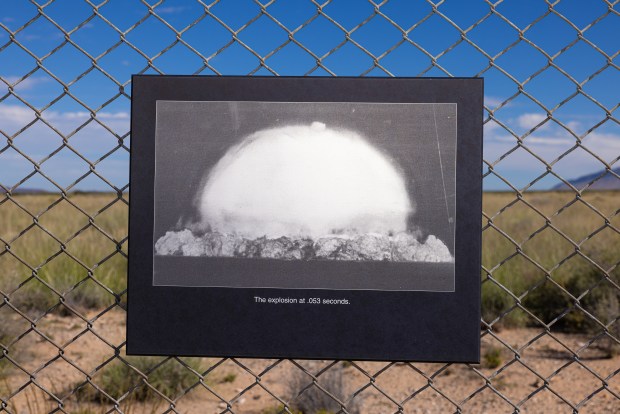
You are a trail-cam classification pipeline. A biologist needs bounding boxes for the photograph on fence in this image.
[152,100,456,291]
[128,76,481,361]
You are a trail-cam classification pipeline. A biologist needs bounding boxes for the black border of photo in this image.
[127,76,483,362]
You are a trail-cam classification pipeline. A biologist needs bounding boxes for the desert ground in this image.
[1,308,619,413]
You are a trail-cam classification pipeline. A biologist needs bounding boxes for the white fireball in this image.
[199,122,413,239]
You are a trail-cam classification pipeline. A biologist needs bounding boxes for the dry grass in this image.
[482,190,620,334]
[0,193,128,316]
[0,190,618,334]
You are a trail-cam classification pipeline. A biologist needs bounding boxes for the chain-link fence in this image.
[1,0,619,413]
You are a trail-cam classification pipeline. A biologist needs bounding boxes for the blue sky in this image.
[0,0,618,192]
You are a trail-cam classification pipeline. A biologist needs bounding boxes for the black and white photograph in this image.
[128,76,482,361]
[152,100,457,290]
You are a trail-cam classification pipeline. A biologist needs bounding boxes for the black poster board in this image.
[127,76,482,362]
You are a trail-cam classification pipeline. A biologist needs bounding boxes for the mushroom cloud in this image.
[199,122,413,239]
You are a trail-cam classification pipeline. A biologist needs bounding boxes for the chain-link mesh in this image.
[1,0,619,413]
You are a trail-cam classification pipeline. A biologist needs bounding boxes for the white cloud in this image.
[484,115,620,188]
[0,104,129,158]
[566,120,582,132]
[46,110,129,121]
[0,103,129,125]
[524,136,573,146]
[1,75,51,91]
[155,6,188,14]
[517,112,549,130]
[484,96,505,107]
[0,103,36,125]
[484,119,504,135]
[581,131,620,154]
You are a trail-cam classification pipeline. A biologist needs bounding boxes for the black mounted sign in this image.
[127,75,482,362]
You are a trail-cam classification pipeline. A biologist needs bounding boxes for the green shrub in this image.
[482,281,516,327]
[523,268,620,334]
[483,347,503,369]
[221,373,237,383]
[262,405,301,414]
[0,357,9,380]
[75,356,202,403]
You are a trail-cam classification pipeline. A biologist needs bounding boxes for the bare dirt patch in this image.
[1,310,618,413]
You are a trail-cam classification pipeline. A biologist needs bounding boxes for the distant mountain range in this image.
[553,167,620,191]
[10,187,49,194]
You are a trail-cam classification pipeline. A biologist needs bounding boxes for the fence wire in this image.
[0,0,619,413]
